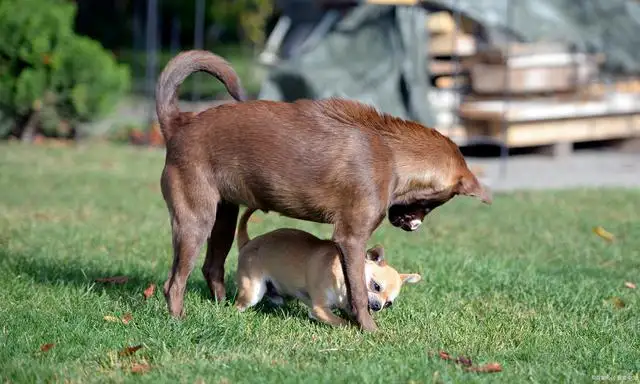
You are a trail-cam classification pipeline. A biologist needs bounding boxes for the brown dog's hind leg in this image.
[202,200,239,302]
[162,167,219,318]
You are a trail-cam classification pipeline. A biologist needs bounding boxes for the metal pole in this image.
[145,0,159,127]
[498,0,513,178]
[170,16,181,56]
[192,0,205,101]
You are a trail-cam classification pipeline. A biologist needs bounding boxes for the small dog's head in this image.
[363,245,421,312]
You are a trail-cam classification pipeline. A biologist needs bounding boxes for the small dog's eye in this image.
[384,301,392,308]
[372,282,381,292]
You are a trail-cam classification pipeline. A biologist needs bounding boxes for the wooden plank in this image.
[435,125,467,144]
[429,33,476,57]
[464,114,640,148]
[435,75,469,89]
[426,12,456,35]
[365,0,418,4]
[429,60,466,76]
[504,114,640,147]
[471,42,571,65]
[469,53,598,95]
[459,95,640,122]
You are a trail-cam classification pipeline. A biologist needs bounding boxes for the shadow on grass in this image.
[3,247,310,321]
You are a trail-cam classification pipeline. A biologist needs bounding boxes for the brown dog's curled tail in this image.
[155,50,247,140]
[236,208,257,251]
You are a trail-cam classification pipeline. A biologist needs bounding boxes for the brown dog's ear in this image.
[366,244,386,266]
[458,174,492,205]
[400,273,421,284]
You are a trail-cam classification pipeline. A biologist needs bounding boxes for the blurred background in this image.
[1,0,639,191]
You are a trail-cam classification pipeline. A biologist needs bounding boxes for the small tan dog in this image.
[234,208,422,327]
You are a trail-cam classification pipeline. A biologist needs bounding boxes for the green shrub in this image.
[0,0,130,139]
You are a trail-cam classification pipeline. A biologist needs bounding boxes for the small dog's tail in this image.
[236,208,257,251]
[155,50,247,140]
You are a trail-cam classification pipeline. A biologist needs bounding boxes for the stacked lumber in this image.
[425,11,476,136]
[422,12,640,153]
[457,41,640,153]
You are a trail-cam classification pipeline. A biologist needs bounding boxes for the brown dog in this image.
[155,50,491,331]
[234,208,421,327]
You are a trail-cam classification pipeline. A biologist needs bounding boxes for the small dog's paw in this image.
[235,304,248,312]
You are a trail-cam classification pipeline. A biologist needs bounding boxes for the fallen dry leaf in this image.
[624,282,637,289]
[465,362,502,373]
[131,362,151,374]
[143,284,156,300]
[592,226,615,242]
[455,356,473,367]
[40,343,55,352]
[611,296,626,309]
[119,345,144,357]
[122,313,133,325]
[95,276,129,284]
[439,351,451,360]
[104,315,119,323]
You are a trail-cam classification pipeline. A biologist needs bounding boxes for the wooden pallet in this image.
[457,94,640,156]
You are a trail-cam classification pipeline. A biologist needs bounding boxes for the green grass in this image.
[0,142,639,383]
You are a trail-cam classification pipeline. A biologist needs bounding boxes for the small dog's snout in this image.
[369,301,382,311]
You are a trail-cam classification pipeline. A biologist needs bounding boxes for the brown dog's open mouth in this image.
[388,198,449,231]
[388,204,428,232]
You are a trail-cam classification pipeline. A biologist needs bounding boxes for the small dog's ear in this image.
[457,174,492,205]
[400,273,421,284]
[366,244,386,266]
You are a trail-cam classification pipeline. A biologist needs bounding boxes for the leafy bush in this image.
[0,0,130,139]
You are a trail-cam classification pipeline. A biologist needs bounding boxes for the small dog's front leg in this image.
[309,306,349,327]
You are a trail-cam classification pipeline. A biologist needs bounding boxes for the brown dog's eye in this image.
[372,282,381,292]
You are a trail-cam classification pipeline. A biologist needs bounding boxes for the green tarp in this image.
[258,0,640,127]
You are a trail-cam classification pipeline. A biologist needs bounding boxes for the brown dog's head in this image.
[363,245,421,312]
[388,145,492,232]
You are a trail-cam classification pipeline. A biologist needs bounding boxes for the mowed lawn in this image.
[0,142,638,383]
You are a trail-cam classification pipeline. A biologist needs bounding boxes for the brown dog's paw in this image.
[357,315,378,332]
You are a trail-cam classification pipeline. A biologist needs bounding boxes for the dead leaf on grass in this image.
[119,345,144,357]
[131,362,151,374]
[465,362,502,373]
[122,313,133,324]
[433,350,498,373]
[611,296,626,309]
[40,343,55,352]
[143,284,156,300]
[455,356,473,367]
[95,276,129,284]
[592,226,615,242]
[104,315,119,323]
[624,282,636,289]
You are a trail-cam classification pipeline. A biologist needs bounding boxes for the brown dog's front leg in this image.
[333,231,377,332]
[202,200,239,302]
